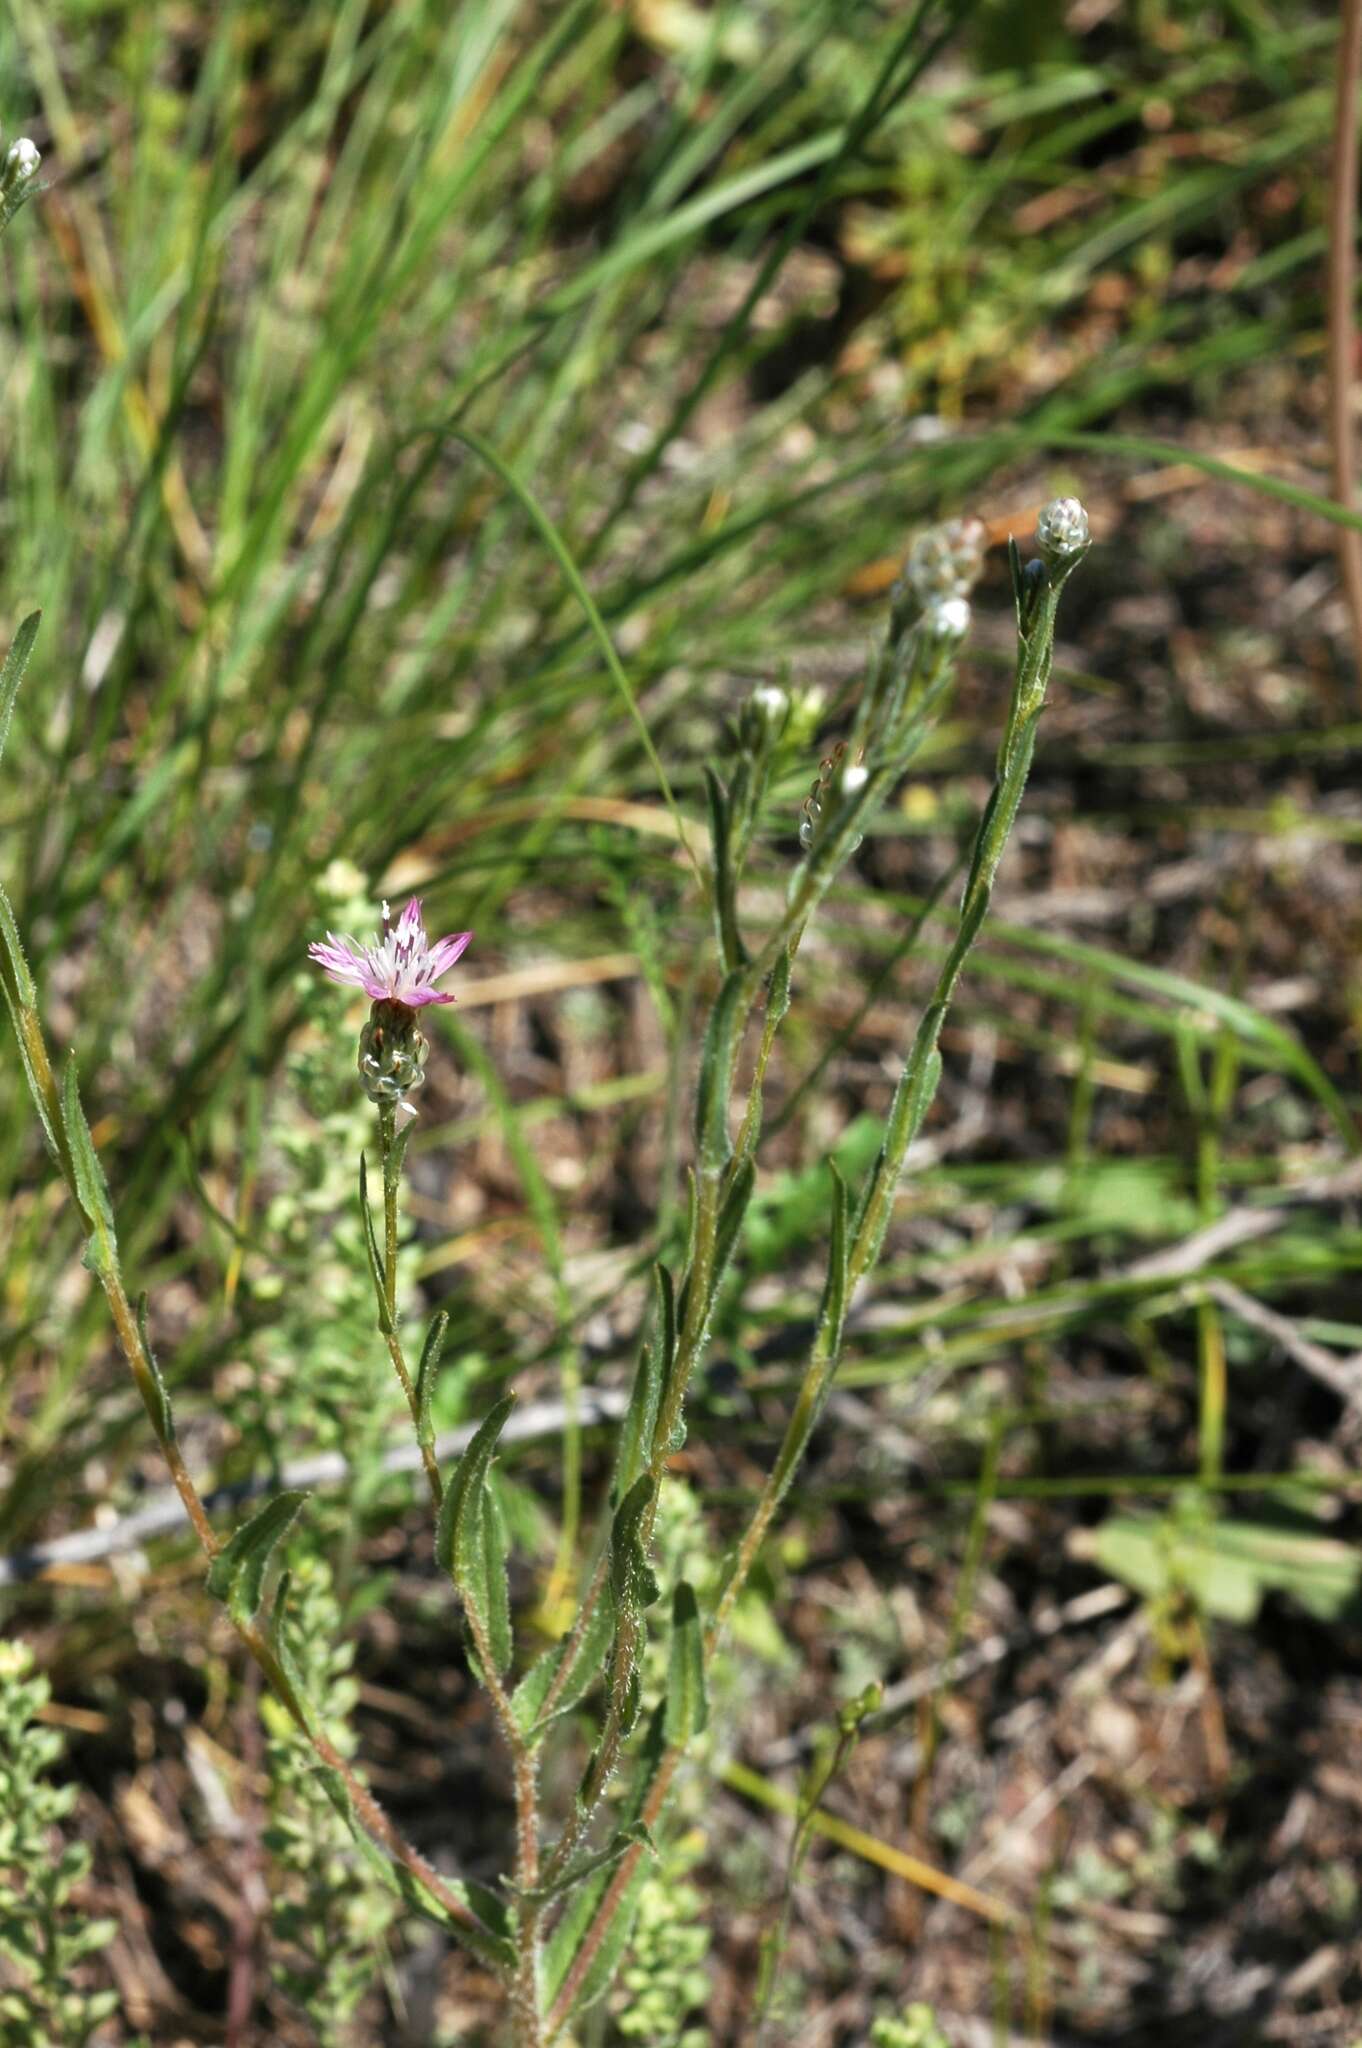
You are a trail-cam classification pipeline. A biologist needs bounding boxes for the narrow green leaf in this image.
[314,1764,518,1970]
[0,611,40,777]
[0,880,36,1009]
[694,968,746,1173]
[612,1265,673,1506]
[709,1154,755,1308]
[435,1394,516,1673]
[0,890,65,1175]
[205,1490,308,1627]
[704,765,747,971]
[544,1851,649,2017]
[519,1822,653,1908]
[767,945,793,1032]
[61,1055,119,1277]
[135,1293,175,1443]
[610,1473,660,1617]
[1007,534,1026,623]
[414,1310,449,1452]
[813,1164,850,1363]
[655,1260,677,1385]
[473,1479,513,1677]
[357,1154,392,1335]
[664,1581,708,1744]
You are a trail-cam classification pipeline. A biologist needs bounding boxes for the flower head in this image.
[1035,496,1090,567]
[308,898,472,1009]
[5,138,40,187]
[901,516,987,604]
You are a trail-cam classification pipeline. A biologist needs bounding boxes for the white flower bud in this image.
[841,763,869,796]
[1035,496,1090,566]
[753,684,788,719]
[5,138,40,184]
[922,595,971,641]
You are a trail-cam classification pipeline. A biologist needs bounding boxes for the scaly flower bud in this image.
[358,1001,430,1112]
[1035,496,1090,568]
[900,516,987,604]
[0,137,40,217]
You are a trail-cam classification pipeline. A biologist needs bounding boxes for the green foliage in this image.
[262,1560,396,2046]
[0,1642,118,2047]
[869,2005,952,2048]
[1093,1497,1362,1627]
[612,1835,712,2048]
[206,1488,309,1626]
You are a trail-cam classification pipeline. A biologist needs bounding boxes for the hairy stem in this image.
[377,1102,445,1508]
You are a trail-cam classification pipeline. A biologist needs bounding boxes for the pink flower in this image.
[308,898,472,1009]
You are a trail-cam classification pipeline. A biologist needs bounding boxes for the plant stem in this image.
[377,1101,445,1508]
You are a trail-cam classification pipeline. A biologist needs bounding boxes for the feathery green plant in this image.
[263,1558,397,2044]
[0,1642,119,2047]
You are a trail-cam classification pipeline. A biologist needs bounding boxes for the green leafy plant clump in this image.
[0,478,1088,2040]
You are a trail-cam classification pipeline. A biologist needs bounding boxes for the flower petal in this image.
[425,930,473,977]
[307,938,368,986]
[402,987,456,1008]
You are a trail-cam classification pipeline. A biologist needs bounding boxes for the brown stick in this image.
[1328,0,1362,693]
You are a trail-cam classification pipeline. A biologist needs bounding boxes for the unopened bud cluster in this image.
[358,1000,430,1110]
[738,682,789,754]
[899,515,986,605]
[0,128,41,216]
[1035,495,1090,568]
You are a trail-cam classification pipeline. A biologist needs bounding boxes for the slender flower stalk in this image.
[310,894,546,2044]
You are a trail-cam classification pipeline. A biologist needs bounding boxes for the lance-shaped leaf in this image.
[663,1581,707,1744]
[0,611,40,777]
[135,1293,175,1445]
[470,1478,513,1679]
[694,968,746,1174]
[357,1154,392,1335]
[515,1821,653,1909]
[435,1395,515,1677]
[704,765,747,971]
[708,1153,755,1310]
[612,1264,673,1506]
[610,1472,661,1618]
[814,1163,850,1366]
[511,1577,617,1742]
[314,1765,518,1971]
[61,1056,120,1279]
[206,1490,309,1627]
[414,1310,449,1452]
